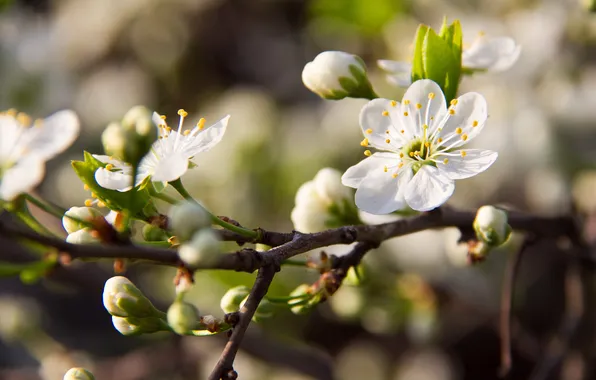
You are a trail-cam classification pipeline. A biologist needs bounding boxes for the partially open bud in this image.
[288,284,321,315]
[65,228,100,244]
[142,224,169,242]
[168,200,211,242]
[167,301,199,335]
[111,316,165,336]
[239,297,274,322]
[302,51,375,100]
[178,229,220,268]
[63,368,95,380]
[62,206,103,234]
[473,205,511,247]
[102,276,160,318]
[101,122,126,159]
[220,285,250,313]
[121,105,157,166]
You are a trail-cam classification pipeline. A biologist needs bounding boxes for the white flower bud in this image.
[122,105,154,138]
[65,228,100,244]
[101,122,126,159]
[63,368,95,380]
[111,316,164,336]
[0,297,39,341]
[102,276,159,318]
[167,200,211,241]
[167,301,199,335]
[220,285,250,313]
[302,51,374,100]
[473,205,511,246]
[178,229,220,268]
[313,168,352,205]
[239,296,274,322]
[62,207,103,234]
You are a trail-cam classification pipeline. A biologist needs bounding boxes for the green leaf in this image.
[71,152,151,217]
[411,24,430,83]
[422,27,461,103]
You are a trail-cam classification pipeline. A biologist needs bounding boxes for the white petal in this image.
[386,74,413,88]
[180,115,229,157]
[26,110,80,160]
[0,116,21,161]
[0,156,45,201]
[377,60,412,74]
[437,149,498,180]
[354,164,412,215]
[401,80,447,136]
[95,167,134,192]
[463,37,521,72]
[152,112,164,127]
[437,92,487,148]
[92,155,131,170]
[151,152,189,182]
[359,99,409,149]
[404,165,454,211]
[341,152,400,188]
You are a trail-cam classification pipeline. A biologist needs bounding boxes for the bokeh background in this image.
[2,0,596,378]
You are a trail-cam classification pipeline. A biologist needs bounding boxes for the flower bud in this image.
[288,284,320,315]
[63,368,95,380]
[142,224,169,242]
[121,106,157,166]
[102,276,159,318]
[582,0,596,12]
[200,314,222,332]
[302,51,375,100]
[240,297,274,322]
[167,301,199,335]
[314,168,352,205]
[62,207,103,234]
[111,316,164,336]
[66,228,100,244]
[101,122,126,159]
[0,296,40,341]
[473,205,511,246]
[178,229,220,268]
[167,200,211,241]
[220,285,250,313]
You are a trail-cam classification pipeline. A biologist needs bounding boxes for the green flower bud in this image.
[288,284,320,315]
[473,205,511,247]
[111,316,165,336]
[121,106,157,166]
[167,200,211,241]
[302,51,376,100]
[167,301,199,335]
[178,229,220,268]
[62,206,103,234]
[63,368,95,380]
[102,276,160,318]
[220,285,250,313]
[240,297,274,322]
[101,122,126,159]
[142,223,169,242]
[65,228,100,244]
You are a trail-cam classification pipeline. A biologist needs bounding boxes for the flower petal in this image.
[354,164,412,214]
[180,115,230,157]
[0,156,45,201]
[377,60,413,87]
[400,79,447,137]
[151,152,189,182]
[463,37,521,72]
[0,115,22,161]
[26,110,80,160]
[404,165,454,211]
[359,99,409,149]
[95,167,134,192]
[437,149,498,180]
[436,92,487,148]
[341,152,400,188]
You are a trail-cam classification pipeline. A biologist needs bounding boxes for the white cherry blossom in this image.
[95,109,229,191]
[0,109,79,201]
[341,79,497,213]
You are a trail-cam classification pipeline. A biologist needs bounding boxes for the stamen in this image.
[6,108,17,117]
[360,138,369,147]
[443,158,449,164]
[382,111,389,117]
[385,130,390,134]
[415,103,422,109]
[34,119,43,128]
[177,109,188,117]
[159,115,166,120]
[105,164,114,171]
[400,129,405,134]
[404,100,410,105]
[403,112,409,117]
[184,130,191,136]
[399,153,404,158]
[428,92,435,99]
[437,138,443,143]
[409,152,415,157]
[364,150,372,156]
[390,100,397,107]
[385,139,391,143]
[460,151,467,157]
[383,166,388,173]
[450,99,458,106]
[449,108,456,115]
[197,118,206,130]
[16,112,31,127]
[398,162,404,168]
[84,199,94,207]
[455,127,462,134]
[97,201,106,208]
[424,142,430,147]
[461,134,468,141]
[83,184,90,191]
[473,120,479,127]
[365,128,373,134]
[392,173,398,178]
[91,192,97,199]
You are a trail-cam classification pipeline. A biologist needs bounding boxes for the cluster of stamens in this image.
[83,184,107,208]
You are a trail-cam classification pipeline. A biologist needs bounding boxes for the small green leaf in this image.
[411,24,430,83]
[422,27,461,103]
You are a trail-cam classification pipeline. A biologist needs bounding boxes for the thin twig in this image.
[208,265,277,380]
[499,236,535,377]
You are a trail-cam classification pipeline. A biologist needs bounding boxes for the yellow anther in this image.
[83,184,90,191]
[166,126,172,133]
[91,192,97,198]
[177,109,188,117]
[16,112,31,127]
[364,150,372,156]
[423,124,428,130]
[398,162,404,168]
[461,134,468,141]
[365,128,373,134]
[385,139,391,143]
[455,127,462,134]
[424,142,430,147]
[473,120,479,127]
[443,158,449,164]
[360,138,369,147]
[409,152,415,157]
[428,92,435,99]
[449,108,456,115]
[158,136,163,139]
[6,108,17,117]
[384,166,388,173]
[105,164,114,171]
[399,152,404,158]
[159,115,166,120]
[392,173,398,178]
[478,30,486,37]
[84,199,93,207]
[390,100,397,107]
[97,201,106,208]
[34,119,43,128]
[382,110,389,116]
[437,138,443,143]
[400,129,405,134]
[415,103,422,109]
[450,99,458,106]
[184,130,191,136]
[404,100,410,105]
[385,130,390,134]
[197,118,206,130]
[403,111,409,117]
[430,116,434,120]
[168,236,180,246]
[461,151,467,157]
[159,123,166,129]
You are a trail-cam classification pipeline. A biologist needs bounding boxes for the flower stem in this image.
[150,191,178,205]
[169,179,258,240]
[24,194,65,220]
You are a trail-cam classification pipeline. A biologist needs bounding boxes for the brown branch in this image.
[499,236,536,377]
[208,265,277,380]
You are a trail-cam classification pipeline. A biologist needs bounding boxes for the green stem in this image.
[151,191,179,205]
[266,294,310,304]
[169,179,258,240]
[24,194,65,220]
[15,205,54,237]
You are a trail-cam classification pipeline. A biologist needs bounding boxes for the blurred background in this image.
[2,0,596,378]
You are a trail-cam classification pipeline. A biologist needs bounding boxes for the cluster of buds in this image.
[102,276,168,336]
[62,207,118,244]
[219,285,274,322]
[291,168,360,233]
[469,205,512,263]
[167,200,221,268]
